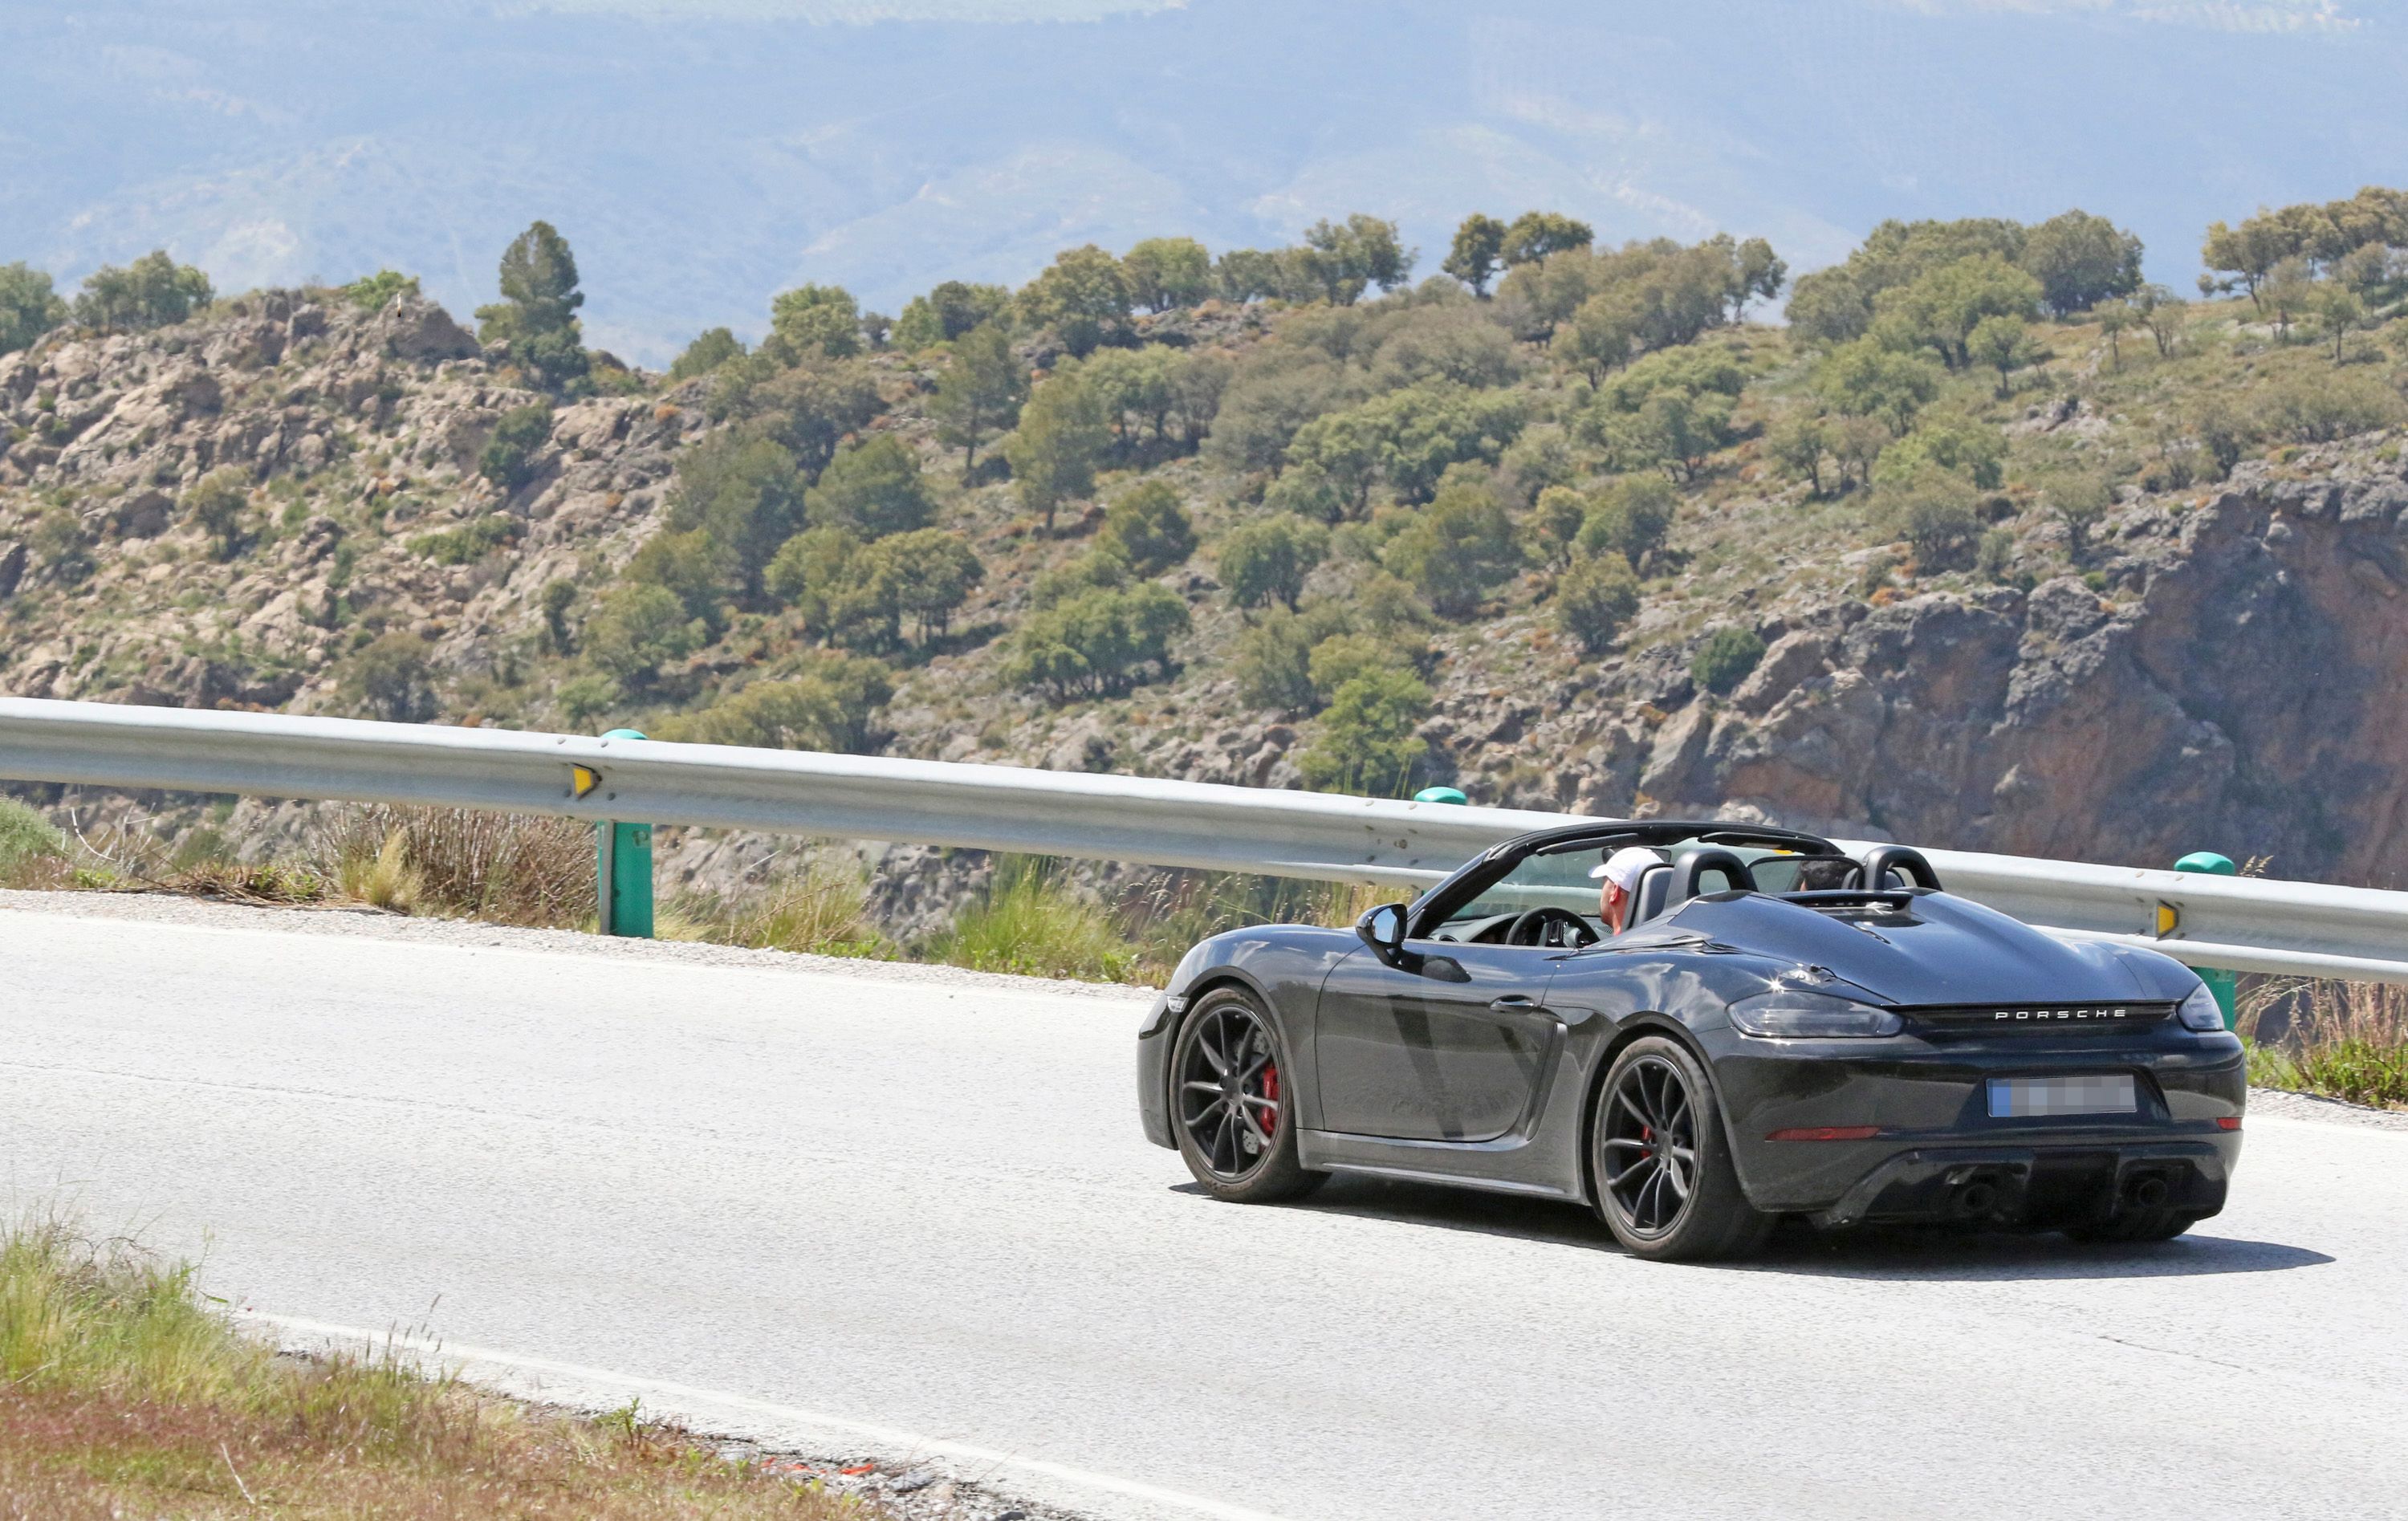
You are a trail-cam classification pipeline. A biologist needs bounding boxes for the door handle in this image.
[1489,994,1540,1011]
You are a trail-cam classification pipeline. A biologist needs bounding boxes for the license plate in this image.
[1987,1075,2136,1119]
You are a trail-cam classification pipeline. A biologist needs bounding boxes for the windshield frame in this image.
[1402,821,1843,939]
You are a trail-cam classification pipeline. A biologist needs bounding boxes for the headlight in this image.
[2176,983,2228,1032]
[1729,990,1904,1038]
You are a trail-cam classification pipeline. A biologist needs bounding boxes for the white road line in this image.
[240,1311,1297,1521]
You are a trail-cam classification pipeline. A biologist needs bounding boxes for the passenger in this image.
[1589,847,1663,935]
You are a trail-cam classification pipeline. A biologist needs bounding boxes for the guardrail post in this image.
[597,729,653,938]
[2175,851,2239,1028]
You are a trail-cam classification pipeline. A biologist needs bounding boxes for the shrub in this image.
[340,269,419,311]
[652,657,892,753]
[0,795,67,885]
[1096,480,1195,575]
[343,632,439,722]
[1233,609,1317,711]
[1869,463,1983,570]
[1298,667,1433,795]
[1217,514,1329,611]
[1691,625,1766,696]
[668,326,746,380]
[478,403,554,491]
[183,468,250,560]
[2258,368,2405,444]
[1556,551,1641,654]
[1002,581,1190,700]
[71,250,213,332]
[320,806,592,926]
[930,855,1136,982]
[1305,632,1410,704]
[582,584,704,686]
[804,434,935,539]
[1380,477,1520,619]
[409,513,519,565]
[1872,411,2007,490]
[1576,474,1678,566]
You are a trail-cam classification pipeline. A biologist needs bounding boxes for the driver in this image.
[1589,847,1663,935]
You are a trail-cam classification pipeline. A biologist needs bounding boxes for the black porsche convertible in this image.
[1136,820,2246,1260]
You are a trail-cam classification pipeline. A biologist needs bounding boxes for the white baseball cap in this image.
[1588,846,1661,892]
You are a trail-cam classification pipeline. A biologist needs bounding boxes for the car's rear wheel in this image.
[1592,1035,1773,1262]
[1171,988,1322,1204]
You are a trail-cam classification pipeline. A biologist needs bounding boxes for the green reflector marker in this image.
[2174,851,2237,1030]
[1414,787,1469,806]
[597,729,653,938]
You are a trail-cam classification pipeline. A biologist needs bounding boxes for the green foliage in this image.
[70,250,213,333]
[767,524,984,648]
[661,428,807,604]
[668,327,746,382]
[769,284,863,360]
[1815,339,1945,433]
[932,856,1136,982]
[766,526,872,637]
[1584,387,1734,479]
[1500,210,1595,268]
[1298,214,1417,306]
[1122,237,1212,312]
[409,513,519,565]
[1287,382,1527,508]
[1380,475,1520,618]
[2204,185,2408,306]
[1597,343,1748,412]
[2022,210,2145,317]
[539,579,579,654]
[1017,245,1132,356]
[1305,631,1411,703]
[1690,625,1766,696]
[478,403,554,491]
[1526,484,1587,567]
[345,632,439,722]
[894,281,1012,351]
[1873,411,2008,490]
[1785,214,2040,344]
[1002,580,1190,700]
[2040,470,2115,557]
[583,583,705,686]
[930,321,1027,469]
[474,221,588,391]
[2258,367,2406,443]
[1083,344,1180,446]
[1498,234,1774,352]
[0,262,68,356]
[183,468,250,561]
[1234,608,1319,711]
[1967,315,2046,395]
[873,527,986,641]
[1556,550,1641,654]
[1766,413,1831,498]
[805,434,935,539]
[1869,464,1984,571]
[1574,474,1678,565]
[1299,666,1431,795]
[1216,513,1329,610]
[0,795,67,876]
[340,269,420,312]
[1871,253,2044,369]
[28,508,92,585]
[623,527,723,628]
[1445,214,1507,295]
[1365,306,1523,391]
[652,655,893,753]
[1006,365,1112,530]
[1096,480,1195,574]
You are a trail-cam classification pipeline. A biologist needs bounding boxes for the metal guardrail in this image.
[3,696,2406,983]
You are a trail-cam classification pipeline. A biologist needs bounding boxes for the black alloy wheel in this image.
[1590,1035,1774,1261]
[1601,1053,1698,1237]
[1170,989,1321,1203]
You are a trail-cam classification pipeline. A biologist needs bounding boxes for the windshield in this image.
[1430,838,1857,932]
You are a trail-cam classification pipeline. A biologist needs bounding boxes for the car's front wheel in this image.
[1170,988,1322,1204]
[1591,1035,1774,1262]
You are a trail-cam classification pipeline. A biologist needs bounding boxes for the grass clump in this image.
[929,855,1139,982]
[0,795,69,888]
[0,1212,881,1517]
[319,806,595,926]
[662,860,893,958]
[2240,975,2408,1109]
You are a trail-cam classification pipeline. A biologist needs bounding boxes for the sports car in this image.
[1136,820,2245,1260]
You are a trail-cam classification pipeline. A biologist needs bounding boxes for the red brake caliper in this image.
[1260,1062,1281,1135]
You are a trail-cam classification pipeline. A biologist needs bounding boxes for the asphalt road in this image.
[5,897,2405,1520]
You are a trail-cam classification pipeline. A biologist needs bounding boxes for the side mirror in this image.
[1356,901,1412,966]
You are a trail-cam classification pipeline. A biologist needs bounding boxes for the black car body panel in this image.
[1137,820,2246,1230]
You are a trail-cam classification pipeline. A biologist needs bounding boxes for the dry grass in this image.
[0,1212,877,1519]
[316,806,595,927]
[663,862,893,958]
[2238,975,2408,1110]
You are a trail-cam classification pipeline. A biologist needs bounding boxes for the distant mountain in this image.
[6,0,2404,363]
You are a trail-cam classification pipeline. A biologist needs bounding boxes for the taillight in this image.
[2215,1116,2242,1131]
[1766,1125,1881,1141]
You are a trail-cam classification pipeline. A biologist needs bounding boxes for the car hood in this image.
[1658,891,2153,1007]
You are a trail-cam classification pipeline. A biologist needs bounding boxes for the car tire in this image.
[1591,1035,1774,1262]
[1169,987,1324,1205]
[2064,1210,2203,1244]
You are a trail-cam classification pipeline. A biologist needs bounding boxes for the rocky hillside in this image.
[9,212,2408,914]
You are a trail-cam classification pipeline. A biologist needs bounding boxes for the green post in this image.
[2174,851,2237,1029]
[1414,786,1470,806]
[597,729,653,938]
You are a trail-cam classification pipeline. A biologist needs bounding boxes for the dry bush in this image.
[2238,975,2408,1109]
[317,806,594,927]
[664,864,890,958]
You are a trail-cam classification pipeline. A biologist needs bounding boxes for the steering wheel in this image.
[1506,906,1600,949]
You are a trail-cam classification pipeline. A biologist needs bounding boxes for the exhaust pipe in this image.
[2123,1173,2171,1210]
[1951,1178,2000,1218]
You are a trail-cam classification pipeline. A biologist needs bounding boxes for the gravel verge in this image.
[0,887,1157,1002]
